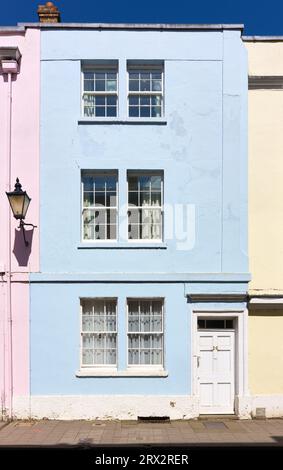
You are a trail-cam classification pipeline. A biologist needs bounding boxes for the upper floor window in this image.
[82,171,118,241]
[82,65,118,118]
[127,171,163,241]
[128,65,163,118]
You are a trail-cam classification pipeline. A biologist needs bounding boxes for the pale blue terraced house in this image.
[14,21,250,420]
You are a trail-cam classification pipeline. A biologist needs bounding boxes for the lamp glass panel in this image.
[8,194,25,218]
[22,194,31,219]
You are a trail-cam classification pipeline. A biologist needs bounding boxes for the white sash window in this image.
[82,66,118,118]
[127,299,164,367]
[127,171,163,241]
[128,66,163,118]
[81,298,117,367]
[82,171,118,241]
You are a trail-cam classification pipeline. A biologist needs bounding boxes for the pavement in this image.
[0,418,282,447]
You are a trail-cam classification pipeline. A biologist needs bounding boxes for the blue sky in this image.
[1,0,283,35]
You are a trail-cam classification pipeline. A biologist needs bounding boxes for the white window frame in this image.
[81,170,118,243]
[127,64,164,118]
[127,171,164,243]
[80,297,118,369]
[81,64,119,118]
[126,298,164,369]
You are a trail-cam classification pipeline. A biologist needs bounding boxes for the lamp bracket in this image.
[18,220,37,247]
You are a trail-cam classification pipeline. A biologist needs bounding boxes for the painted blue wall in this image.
[30,283,191,394]
[38,29,248,275]
[30,28,249,395]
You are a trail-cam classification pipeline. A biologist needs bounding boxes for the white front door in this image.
[197,330,235,414]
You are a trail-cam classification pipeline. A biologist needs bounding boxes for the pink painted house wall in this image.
[0,27,40,417]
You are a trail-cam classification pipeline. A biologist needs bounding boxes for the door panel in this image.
[199,335,214,348]
[199,350,213,376]
[217,350,231,373]
[217,335,231,348]
[217,382,232,406]
[197,330,235,414]
[200,383,213,406]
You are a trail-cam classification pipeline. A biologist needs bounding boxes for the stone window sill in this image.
[77,243,167,249]
[78,117,167,125]
[76,369,168,377]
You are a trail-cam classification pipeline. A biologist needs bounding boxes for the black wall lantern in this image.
[6,178,37,246]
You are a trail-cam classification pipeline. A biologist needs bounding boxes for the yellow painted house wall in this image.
[246,41,283,395]
[247,42,283,294]
[249,312,283,394]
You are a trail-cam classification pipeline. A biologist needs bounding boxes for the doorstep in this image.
[198,415,239,420]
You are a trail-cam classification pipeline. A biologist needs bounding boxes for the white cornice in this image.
[187,293,247,302]
[18,22,244,31]
[244,36,283,41]
[249,297,283,309]
[249,76,283,89]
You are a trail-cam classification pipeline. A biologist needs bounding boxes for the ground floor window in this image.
[81,298,117,366]
[127,299,164,366]
[80,297,164,370]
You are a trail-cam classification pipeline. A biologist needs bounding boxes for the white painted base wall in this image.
[250,395,283,418]
[13,395,199,421]
[13,394,283,420]
[234,395,283,419]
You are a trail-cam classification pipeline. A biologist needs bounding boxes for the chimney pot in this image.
[37,1,61,23]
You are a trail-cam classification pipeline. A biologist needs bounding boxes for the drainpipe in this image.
[0,56,20,420]
[6,71,12,420]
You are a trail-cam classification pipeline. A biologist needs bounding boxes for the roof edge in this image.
[0,26,25,33]
[17,22,244,31]
[243,35,283,41]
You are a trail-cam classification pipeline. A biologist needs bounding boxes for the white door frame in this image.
[191,309,249,414]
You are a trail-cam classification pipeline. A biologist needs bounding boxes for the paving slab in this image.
[0,418,283,447]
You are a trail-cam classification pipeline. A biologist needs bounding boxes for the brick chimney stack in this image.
[37,2,61,23]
